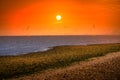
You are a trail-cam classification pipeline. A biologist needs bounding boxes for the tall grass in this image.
[0,43,120,79]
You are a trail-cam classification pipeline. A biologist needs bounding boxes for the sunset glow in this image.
[0,0,120,35]
[56,15,62,21]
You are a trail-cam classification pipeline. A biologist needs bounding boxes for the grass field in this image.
[14,51,120,80]
[0,43,120,79]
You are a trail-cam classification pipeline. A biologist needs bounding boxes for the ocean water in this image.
[0,35,120,56]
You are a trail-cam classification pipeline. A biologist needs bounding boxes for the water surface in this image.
[0,35,120,56]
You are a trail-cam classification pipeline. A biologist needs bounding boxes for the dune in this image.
[12,52,120,80]
[40,52,120,80]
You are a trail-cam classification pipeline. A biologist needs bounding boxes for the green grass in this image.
[0,43,120,79]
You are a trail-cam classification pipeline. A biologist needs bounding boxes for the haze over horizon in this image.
[0,0,120,36]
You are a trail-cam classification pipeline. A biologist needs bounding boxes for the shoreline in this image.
[1,43,120,57]
[0,43,120,79]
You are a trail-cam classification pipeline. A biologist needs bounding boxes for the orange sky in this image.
[0,0,120,35]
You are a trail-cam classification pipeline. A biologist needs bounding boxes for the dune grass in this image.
[0,43,120,79]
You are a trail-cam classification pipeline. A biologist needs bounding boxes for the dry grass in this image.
[42,52,120,80]
[13,52,120,80]
[0,43,120,79]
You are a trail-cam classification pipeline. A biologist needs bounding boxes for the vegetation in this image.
[24,52,120,80]
[0,43,120,79]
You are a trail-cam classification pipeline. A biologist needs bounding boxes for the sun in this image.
[56,15,62,21]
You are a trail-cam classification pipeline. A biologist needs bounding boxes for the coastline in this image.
[0,43,120,79]
[0,35,120,56]
[17,43,120,56]
[1,43,120,57]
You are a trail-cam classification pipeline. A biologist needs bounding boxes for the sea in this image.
[0,35,120,56]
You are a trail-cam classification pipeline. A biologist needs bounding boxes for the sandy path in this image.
[11,52,120,80]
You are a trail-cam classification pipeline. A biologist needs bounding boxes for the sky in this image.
[0,0,120,35]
